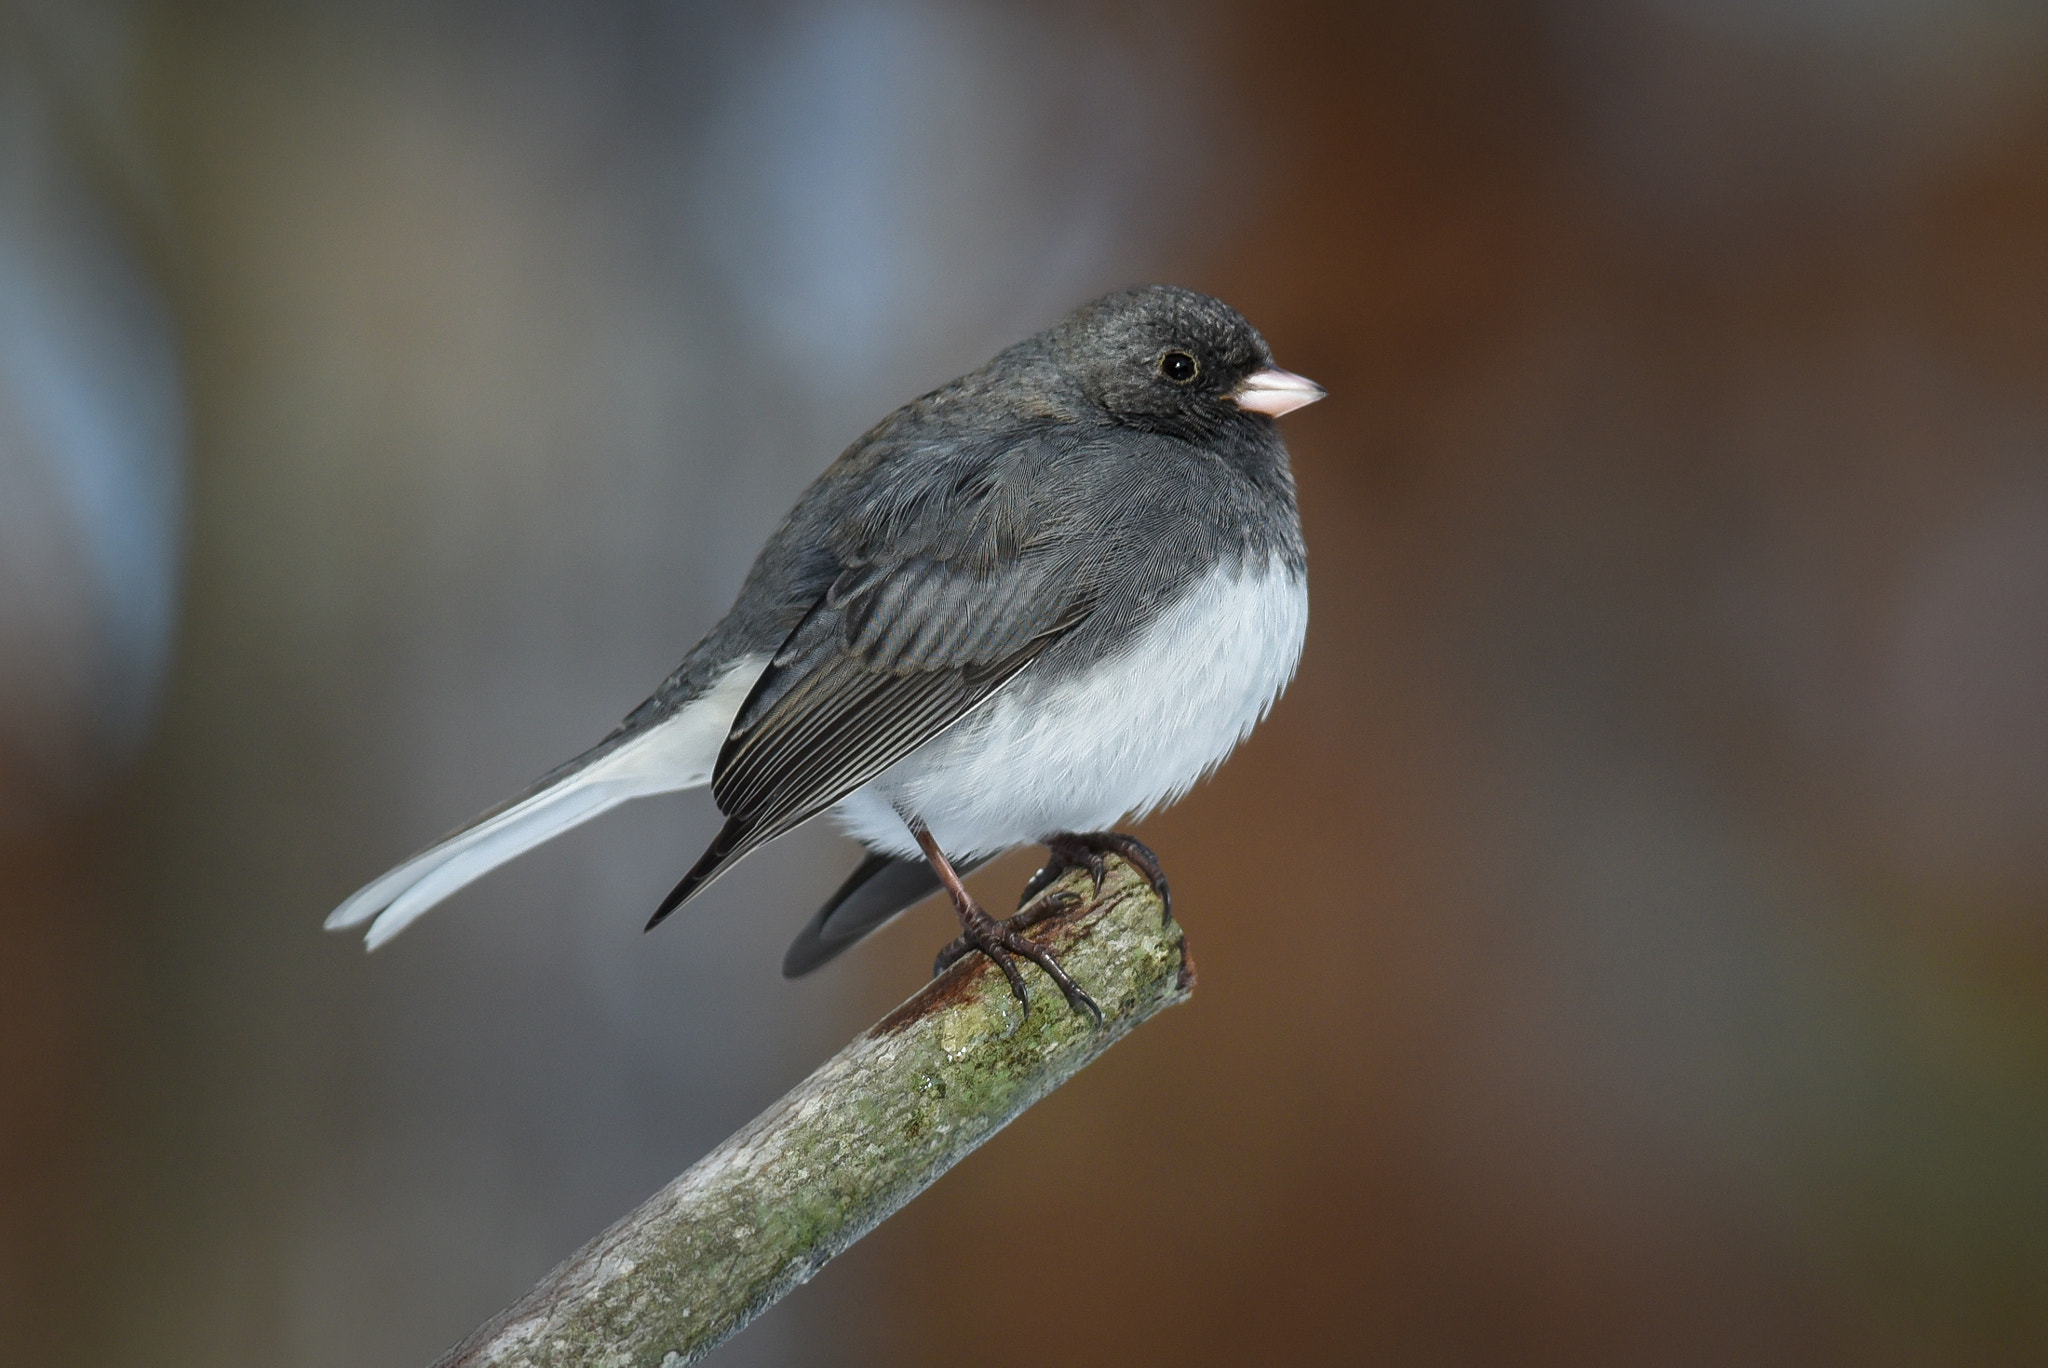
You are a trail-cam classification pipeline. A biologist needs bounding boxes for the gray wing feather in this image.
[653,422,1245,917]
[652,435,1113,913]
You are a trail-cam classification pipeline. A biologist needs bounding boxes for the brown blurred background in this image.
[4,0,2047,1363]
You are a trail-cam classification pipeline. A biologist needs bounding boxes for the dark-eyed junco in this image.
[327,285,1323,1019]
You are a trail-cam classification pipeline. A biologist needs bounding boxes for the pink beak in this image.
[1229,366,1326,417]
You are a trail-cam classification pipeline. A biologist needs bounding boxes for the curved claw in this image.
[984,943,1033,1011]
[1011,937,1102,1025]
[1102,833,1172,922]
[932,892,1097,1024]
[1019,831,1172,923]
[904,813,1102,1025]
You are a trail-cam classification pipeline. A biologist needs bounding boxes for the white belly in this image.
[833,553,1308,859]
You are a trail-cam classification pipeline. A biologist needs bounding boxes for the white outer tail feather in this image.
[325,655,766,949]
[344,781,634,950]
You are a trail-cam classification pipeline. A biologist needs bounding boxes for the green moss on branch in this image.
[433,859,1191,1368]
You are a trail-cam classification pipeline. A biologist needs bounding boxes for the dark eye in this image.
[1159,350,1199,385]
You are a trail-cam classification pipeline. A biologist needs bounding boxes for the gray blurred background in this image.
[3,1,2047,1363]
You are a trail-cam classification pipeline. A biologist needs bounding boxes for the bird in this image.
[326,284,1323,1020]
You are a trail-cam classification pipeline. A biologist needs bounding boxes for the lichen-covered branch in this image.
[432,859,1193,1368]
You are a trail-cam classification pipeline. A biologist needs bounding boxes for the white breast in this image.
[834,553,1308,860]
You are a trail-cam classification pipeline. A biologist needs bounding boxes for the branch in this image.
[432,859,1194,1368]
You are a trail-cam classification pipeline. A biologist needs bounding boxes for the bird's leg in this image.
[903,814,1100,1025]
[1018,831,1172,922]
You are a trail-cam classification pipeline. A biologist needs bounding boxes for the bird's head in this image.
[1045,284,1323,442]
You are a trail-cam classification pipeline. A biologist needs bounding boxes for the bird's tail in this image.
[325,657,763,949]
[778,850,995,977]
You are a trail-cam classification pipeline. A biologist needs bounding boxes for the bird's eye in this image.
[1159,350,1199,385]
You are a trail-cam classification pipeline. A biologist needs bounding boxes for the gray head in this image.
[945,285,1322,447]
[1034,285,1323,443]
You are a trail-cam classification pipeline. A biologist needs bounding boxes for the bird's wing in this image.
[649,430,1118,922]
[648,553,1093,922]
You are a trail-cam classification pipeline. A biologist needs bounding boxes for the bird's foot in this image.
[933,888,1101,1026]
[1018,831,1172,923]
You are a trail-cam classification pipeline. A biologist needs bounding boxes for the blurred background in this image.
[3,0,2046,1363]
